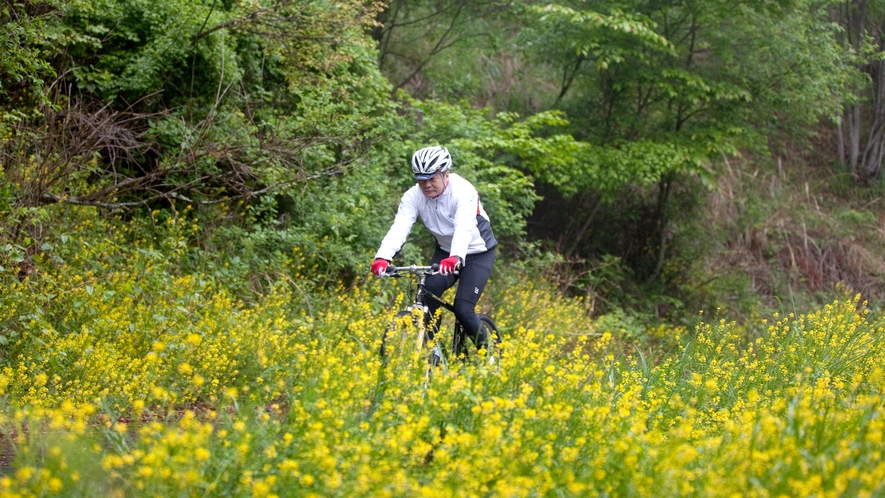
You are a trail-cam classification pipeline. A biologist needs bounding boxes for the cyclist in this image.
[372,145,497,349]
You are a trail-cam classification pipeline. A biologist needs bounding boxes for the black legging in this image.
[423,246,496,347]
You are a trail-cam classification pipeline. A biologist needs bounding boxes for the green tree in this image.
[374,0,539,107]
[516,0,851,282]
[0,0,62,112]
[523,0,849,149]
[2,0,392,212]
[833,0,885,180]
[0,0,399,284]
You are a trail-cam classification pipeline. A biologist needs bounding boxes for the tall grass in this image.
[1,208,884,497]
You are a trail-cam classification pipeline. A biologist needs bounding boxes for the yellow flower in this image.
[195,447,211,462]
[48,477,63,492]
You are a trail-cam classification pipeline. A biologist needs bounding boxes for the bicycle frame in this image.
[379,263,500,369]
[388,265,454,310]
[383,264,454,346]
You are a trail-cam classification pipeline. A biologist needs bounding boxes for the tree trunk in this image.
[647,173,673,284]
[837,111,845,169]
[860,39,885,179]
[849,104,861,175]
[835,0,868,177]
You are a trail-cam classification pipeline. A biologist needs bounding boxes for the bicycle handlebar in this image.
[379,262,460,277]
[383,264,437,276]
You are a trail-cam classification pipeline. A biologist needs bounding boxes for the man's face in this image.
[418,171,448,198]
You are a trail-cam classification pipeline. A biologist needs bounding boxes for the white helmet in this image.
[411,146,452,180]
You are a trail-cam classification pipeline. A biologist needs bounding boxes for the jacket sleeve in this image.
[448,186,479,261]
[374,188,420,261]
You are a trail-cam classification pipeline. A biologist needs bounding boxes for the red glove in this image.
[371,259,390,276]
[439,256,461,275]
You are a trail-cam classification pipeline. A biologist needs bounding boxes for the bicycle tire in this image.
[380,310,420,359]
[452,314,502,369]
[380,310,442,368]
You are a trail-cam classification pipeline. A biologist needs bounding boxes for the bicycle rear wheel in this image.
[452,314,502,369]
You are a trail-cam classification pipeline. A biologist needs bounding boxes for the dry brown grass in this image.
[698,152,885,312]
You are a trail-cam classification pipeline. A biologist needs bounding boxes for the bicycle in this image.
[376,263,502,376]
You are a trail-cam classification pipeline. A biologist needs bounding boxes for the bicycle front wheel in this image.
[380,310,434,365]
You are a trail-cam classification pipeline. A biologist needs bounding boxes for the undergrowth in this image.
[676,155,885,325]
[0,200,884,496]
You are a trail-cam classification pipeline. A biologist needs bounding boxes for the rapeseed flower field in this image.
[1,209,884,497]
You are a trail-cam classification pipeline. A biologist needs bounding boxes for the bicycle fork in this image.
[403,304,423,345]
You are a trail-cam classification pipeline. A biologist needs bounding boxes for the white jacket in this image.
[375,173,497,261]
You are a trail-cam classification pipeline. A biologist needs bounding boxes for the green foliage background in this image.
[1,0,883,326]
